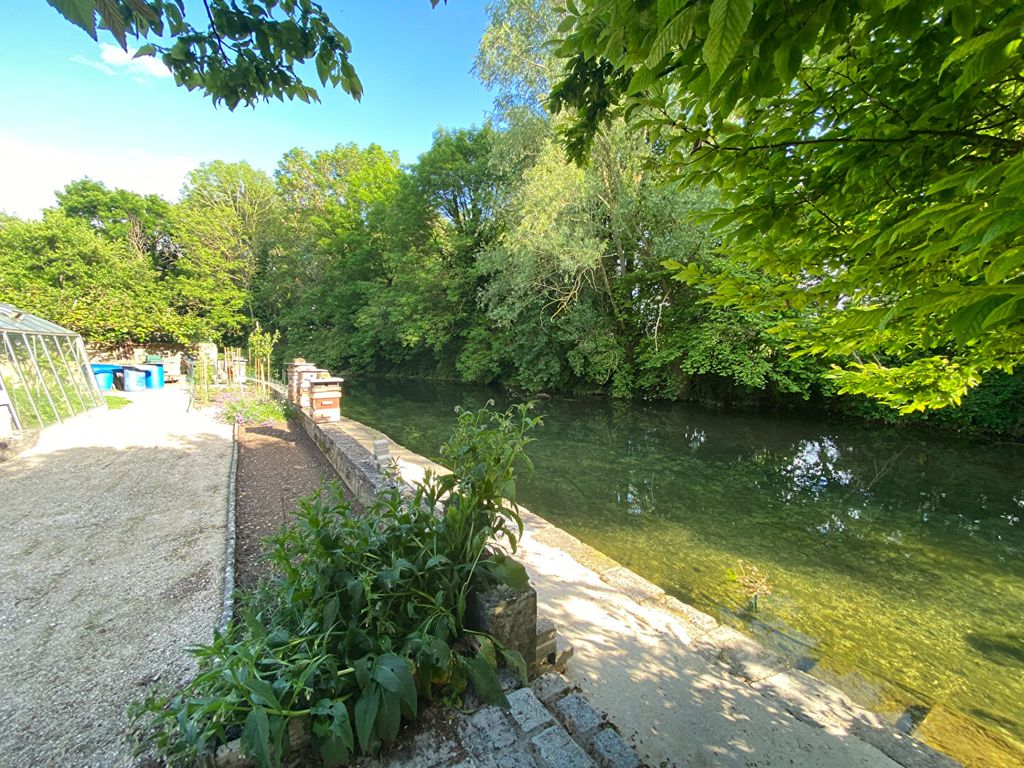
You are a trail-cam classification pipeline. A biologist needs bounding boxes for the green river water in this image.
[340,377,1024,754]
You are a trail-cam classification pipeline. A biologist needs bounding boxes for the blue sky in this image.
[0,2,495,217]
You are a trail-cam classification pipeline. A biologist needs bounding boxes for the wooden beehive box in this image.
[295,367,327,408]
[307,377,343,423]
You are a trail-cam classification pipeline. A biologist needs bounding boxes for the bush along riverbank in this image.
[131,403,541,766]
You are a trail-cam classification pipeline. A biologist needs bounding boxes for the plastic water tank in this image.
[122,366,147,392]
[139,364,165,389]
[90,363,120,391]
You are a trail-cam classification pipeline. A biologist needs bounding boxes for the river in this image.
[339,376,1024,753]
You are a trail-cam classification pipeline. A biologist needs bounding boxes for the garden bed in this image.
[233,418,346,589]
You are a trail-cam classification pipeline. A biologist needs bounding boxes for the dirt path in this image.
[0,387,232,767]
[234,420,340,589]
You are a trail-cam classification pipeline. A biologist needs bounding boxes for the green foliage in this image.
[132,403,539,766]
[104,394,132,410]
[218,392,289,425]
[0,212,181,344]
[172,161,282,342]
[56,178,177,267]
[248,321,280,393]
[46,0,368,108]
[549,0,1024,411]
[475,0,562,117]
[18,0,1024,431]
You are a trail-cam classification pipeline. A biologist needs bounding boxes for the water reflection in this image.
[341,378,1024,744]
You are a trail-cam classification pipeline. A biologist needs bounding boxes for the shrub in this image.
[217,392,290,426]
[133,402,540,766]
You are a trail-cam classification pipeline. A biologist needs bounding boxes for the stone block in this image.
[530,725,596,768]
[530,672,570,706]
[498,667,522,692]
[591,729,642,768]
[399,726,463,767]
[535,637,556,665]
[470,706,517,750]
[497,751,540,768]
[752,669,864,731]
[600,567,665,604]
[508,687,555,734]
[467,582,538,671]
[554,693,603,739]
[535,616,557,667]
[553,635,574,672]
[533,527,619,575]
[537,615,556,645]
[692,625,788,682]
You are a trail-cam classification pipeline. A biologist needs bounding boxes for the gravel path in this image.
[0,387,233,767]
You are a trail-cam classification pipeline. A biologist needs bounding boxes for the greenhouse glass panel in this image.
[43,335,86,414]
[53,336,92,411]
[7,332,58,426]
[0,340,36,430]
[0,303,103,436]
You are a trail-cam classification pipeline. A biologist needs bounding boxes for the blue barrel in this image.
[90,363,121,391]
[139,364,165,389]
[122,366,147,392]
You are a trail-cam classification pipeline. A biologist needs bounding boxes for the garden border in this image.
[219,421,239,632]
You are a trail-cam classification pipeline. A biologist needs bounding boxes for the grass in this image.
[104,395,132,410]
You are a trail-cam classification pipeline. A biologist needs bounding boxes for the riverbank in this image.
[336,376,1024,765]
[288,400,963,767]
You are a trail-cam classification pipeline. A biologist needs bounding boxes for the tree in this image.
[549,1,1024,412]
[46,0,446,108]
[172,161,282,340]
[55,178,179,271]
[412,126,505,257]
[0,212,180,344]
[475,0,562,117]
[272,143,402,367]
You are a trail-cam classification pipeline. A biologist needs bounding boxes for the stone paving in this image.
[356,672,642,768]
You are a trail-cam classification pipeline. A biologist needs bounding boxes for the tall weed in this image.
[133,403,540,766]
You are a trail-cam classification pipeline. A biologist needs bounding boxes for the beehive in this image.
[294,366,326,408]
[286,359,316,403]
[307,377,343,423]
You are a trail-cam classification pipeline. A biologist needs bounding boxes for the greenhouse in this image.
[0,303,103,434]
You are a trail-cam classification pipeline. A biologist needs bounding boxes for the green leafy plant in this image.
[219,393,289,426]
[132,402,540,766]
[248,322,281,396]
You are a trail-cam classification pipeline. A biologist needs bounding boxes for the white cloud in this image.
[0,134,195,219]
[99,43,172,79]
[70,43,172,80]
[69,54,114,76]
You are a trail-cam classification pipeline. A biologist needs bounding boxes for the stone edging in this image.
[516,509,959,768]
[265,381,400,504]
[219,421,239,632]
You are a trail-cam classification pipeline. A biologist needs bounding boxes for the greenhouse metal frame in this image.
[0,303,103,433]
